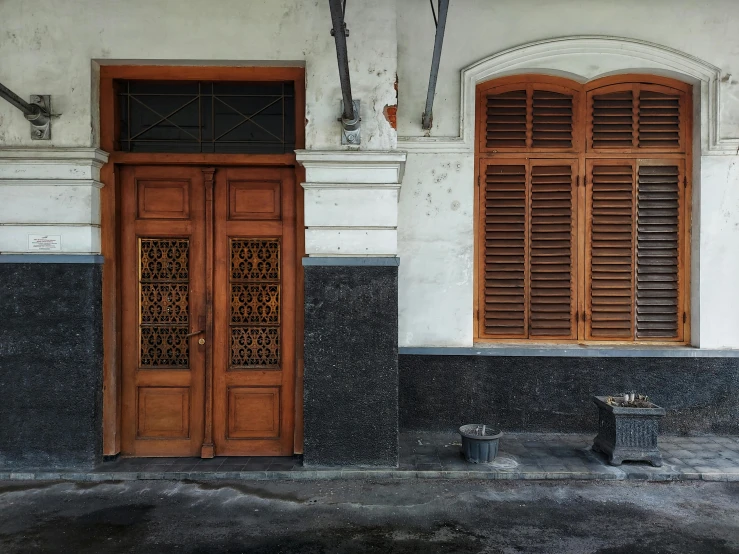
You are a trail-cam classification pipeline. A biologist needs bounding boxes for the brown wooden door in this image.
[212,167,296,456]
[121,165,296,457]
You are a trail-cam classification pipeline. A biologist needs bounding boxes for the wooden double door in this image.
[120,165,296,457]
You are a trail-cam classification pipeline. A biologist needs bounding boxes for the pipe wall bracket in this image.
[340,99,361,146]
[28,95,51,140]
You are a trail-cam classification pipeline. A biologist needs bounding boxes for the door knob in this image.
[198,338,206,345]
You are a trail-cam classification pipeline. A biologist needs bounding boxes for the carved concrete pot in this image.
[459,425,502,464]
[592,396,666,467]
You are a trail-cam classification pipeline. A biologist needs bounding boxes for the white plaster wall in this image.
[396,0,739,348]
[0,0,398,150]
[397,0,739,140]
[698,157,739,348]
[398,153,474,346]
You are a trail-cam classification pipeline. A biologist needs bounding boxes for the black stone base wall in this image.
[303,261,399,467]
[400,355,739,435]
[0,263,103,469]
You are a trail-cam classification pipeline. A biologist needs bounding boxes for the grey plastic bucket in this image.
[459,424,503,463]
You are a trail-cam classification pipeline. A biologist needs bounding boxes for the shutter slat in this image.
[592,91,634,149]
[486,91,527,148]
[589,164,635,339]
[638,91,681,149]
[529,164,575,337]
[532,90,573,148]
[484,164,527,336]
[636,165,681,339]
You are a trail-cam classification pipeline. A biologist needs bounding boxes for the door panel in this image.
[121,166,206,457]
[121,165,296,457]
[213,167,296,456]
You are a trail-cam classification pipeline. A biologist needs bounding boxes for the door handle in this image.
[186,329,204,337]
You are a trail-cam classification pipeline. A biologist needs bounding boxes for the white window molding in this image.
[398,35,735,155]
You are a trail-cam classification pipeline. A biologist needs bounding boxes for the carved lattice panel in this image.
[140,327,190,368]
[230,328,280,368]
[231,239,280,281]
[140,239,189,281]
[230,239,281,369]
[231,284,280,325]
[139,238,190,369]
[141,284,189,324]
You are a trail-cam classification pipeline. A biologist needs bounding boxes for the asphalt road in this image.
[0,479,737,553]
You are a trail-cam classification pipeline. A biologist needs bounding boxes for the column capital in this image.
[297,150,407,258]
[295,150,406,185]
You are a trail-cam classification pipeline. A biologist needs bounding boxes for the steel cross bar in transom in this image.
[212,95,284,143]
[128,95,201,142]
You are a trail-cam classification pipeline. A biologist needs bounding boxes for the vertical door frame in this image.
[100,65,306,456]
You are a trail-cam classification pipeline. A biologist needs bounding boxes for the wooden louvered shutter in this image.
[485,90,528,149]
[637,87,683,150]
[481,81,579,153]
[585,160,685,341]
[532,90,575,149]
[481,161,528,337]
[480,160,577,339]
[586,161,636,339]
[529,161,578,339]
[588,83,687,153]
[635,161,684,339]
[590,89,635,149]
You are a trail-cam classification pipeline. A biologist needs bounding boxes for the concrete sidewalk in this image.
[3,433,739,482]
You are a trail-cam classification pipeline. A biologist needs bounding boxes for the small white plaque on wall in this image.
[28,234,62,252]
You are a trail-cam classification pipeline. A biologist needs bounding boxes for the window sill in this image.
[398,345,739,358]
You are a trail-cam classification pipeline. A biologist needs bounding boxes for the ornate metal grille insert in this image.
[117,81,296,153]
[139,239,190,368]
[230,239,281,369]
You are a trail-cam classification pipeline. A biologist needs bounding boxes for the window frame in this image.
[474,74,692,345]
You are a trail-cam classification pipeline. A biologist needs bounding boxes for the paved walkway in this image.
[2,433,738,482]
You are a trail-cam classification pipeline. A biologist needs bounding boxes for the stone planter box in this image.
[592,396,666,467]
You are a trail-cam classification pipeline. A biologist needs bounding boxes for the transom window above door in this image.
[475,75,692,344]
[115,80,296,154]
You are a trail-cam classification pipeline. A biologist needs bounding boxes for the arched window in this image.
[476,75,691,344]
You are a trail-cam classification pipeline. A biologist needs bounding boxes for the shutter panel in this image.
[636,162,682,339]
[482,162,527,337]
[588,83,686,152]
[483,84,576,152]
[587,162,636,339]
[532,90,574,149]
[591,90,635,149]
[638,90,682,149]
[529,161,577,338]
[486,91,527,149]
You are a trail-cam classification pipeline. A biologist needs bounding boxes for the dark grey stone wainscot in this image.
[399,347,739,436]
[303,258,399,467]
[0,257,104,469]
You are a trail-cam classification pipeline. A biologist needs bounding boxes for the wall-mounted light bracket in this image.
[340,99,361,146]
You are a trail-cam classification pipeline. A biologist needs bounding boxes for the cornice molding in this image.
[295,150,407,184]
[0,147,110,166]
[399,35,735,155]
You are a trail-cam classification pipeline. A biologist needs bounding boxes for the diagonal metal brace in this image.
[421,0,449,131]
[328,0,360,145]
[0,81,54,140]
